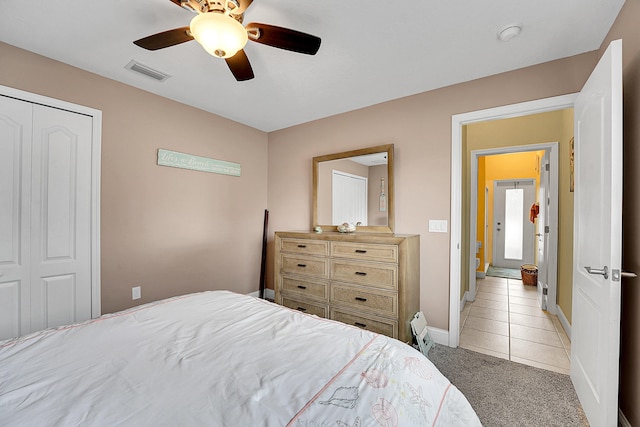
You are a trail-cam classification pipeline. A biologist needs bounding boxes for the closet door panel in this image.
[34,274,77,330]
[0,96,32,339]
[0,282,22,339]
[30,105,93,331]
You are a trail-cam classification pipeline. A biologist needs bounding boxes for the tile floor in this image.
[460,275,572,375]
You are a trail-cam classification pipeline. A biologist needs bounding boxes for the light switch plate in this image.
[428,220,448,233]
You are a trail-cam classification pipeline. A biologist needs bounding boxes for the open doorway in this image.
[461,144,570,373]
[449,95,576,375]
[470,147,558,310]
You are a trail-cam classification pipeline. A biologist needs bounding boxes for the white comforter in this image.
[0,291,481,426]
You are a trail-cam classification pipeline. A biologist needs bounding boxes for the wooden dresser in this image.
[274,231,420,343]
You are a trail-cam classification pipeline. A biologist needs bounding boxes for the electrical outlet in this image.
[132,286,141,300]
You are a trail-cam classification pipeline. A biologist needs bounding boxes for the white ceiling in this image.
[0,0,625,132]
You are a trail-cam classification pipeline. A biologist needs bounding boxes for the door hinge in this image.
[543,287,548,295]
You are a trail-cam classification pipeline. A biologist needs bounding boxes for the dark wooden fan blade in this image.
[245,23,321,55]
[235,0,254,15]
[133,27,193,50]
[225,50,254,81]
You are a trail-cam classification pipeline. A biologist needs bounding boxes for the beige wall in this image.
[0,41,269,314]
[463,112,574,320]
[267,52,597,331]
[599,0,640,423]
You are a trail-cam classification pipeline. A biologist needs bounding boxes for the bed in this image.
[0,291,481,426]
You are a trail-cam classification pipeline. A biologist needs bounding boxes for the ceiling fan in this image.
[133,0,321,81]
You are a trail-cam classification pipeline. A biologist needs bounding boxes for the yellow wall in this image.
[477,151,544,271]
[462,109,574,321]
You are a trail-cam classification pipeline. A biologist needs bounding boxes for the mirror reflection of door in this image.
[332,170,368,225]
[315,149,389,228]
[493,179,536,269]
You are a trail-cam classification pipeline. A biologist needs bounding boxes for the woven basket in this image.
[520,264,538,286]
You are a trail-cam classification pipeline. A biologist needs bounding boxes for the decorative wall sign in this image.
[157,149,241,177]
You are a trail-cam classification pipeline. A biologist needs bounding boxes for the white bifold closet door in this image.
[0,96,93,340]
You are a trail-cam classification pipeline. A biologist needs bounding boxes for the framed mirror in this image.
[313,144,394,233]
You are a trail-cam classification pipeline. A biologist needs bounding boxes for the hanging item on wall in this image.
[157,149,241,176]
[529,202,539,223]
[379,177,387,212]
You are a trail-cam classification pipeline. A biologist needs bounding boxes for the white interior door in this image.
[0,96,94,340]
[493,179,536,269]
[571,39,622,427]
[30,105,93,332]
[537,151,550,310]
[0,96,32,339]
[332,170,368,225]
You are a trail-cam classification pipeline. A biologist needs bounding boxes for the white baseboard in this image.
[248,288,275,300]
[460,291,469,311]
[427,326,449,346]
[556,304,571,340]
[476,271,486,279]
[619,408,631,427]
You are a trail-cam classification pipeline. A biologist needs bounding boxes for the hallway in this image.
[460,275,571,374]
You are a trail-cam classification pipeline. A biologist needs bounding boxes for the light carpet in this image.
[428,345,589,426]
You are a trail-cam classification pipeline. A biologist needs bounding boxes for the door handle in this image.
[585,266,608,279]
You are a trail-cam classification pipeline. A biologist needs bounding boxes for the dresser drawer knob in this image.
[297,285,307,289]
[355,249,367,254]
[297,307,307,312]
[355,297,368,302]
[355,271,367,276]
[354,322,367,328]
[297,264,307,268]
[298,244,307,248]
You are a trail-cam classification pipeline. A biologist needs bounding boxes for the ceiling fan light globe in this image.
[190,13,248,58]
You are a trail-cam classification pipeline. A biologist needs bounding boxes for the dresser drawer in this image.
[331,242,398,263]
[281,254,328,278]
[281,276,328,300]
[280,238,329,256]
[331,309,398,338]
[282,297,327,318]
[330,260,397,290]
[330,284,397,317]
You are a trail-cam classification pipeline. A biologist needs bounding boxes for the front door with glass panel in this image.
[493,179,536,269]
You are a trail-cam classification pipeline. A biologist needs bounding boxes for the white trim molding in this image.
[556,304,572,340]
[249,288,275,300]
[427,326,449,346]
[450,93,578,347]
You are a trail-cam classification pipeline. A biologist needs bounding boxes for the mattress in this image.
[0,291,481,426]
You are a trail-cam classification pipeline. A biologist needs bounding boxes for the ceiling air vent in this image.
[125,60,170,82]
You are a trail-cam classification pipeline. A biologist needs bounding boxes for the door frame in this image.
[0,84,102,318]
[450,93,575,347]
[468,146,558,308]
